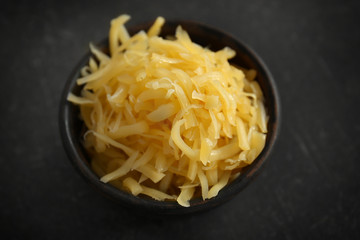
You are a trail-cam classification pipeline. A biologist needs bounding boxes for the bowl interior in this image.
[59,21,280,215]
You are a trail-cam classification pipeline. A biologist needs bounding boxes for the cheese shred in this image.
[68,15,268,207]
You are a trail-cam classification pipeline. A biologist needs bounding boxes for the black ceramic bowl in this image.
[59,21,280,215]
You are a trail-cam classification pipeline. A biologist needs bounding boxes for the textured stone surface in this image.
[1,0,359,239]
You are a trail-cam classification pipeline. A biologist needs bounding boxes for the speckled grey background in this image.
[1,0,360,239]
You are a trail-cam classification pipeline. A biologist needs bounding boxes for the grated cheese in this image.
[68,15,268,207]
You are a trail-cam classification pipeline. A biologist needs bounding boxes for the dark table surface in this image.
[1,0,360,239]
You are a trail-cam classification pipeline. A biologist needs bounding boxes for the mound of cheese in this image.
[68,14,268,207]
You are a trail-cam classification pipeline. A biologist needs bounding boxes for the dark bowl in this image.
[59,20,280,215]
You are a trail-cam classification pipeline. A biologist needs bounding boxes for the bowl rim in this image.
[59,20,280,215]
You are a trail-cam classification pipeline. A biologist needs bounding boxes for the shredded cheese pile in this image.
[68,14,268,207]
